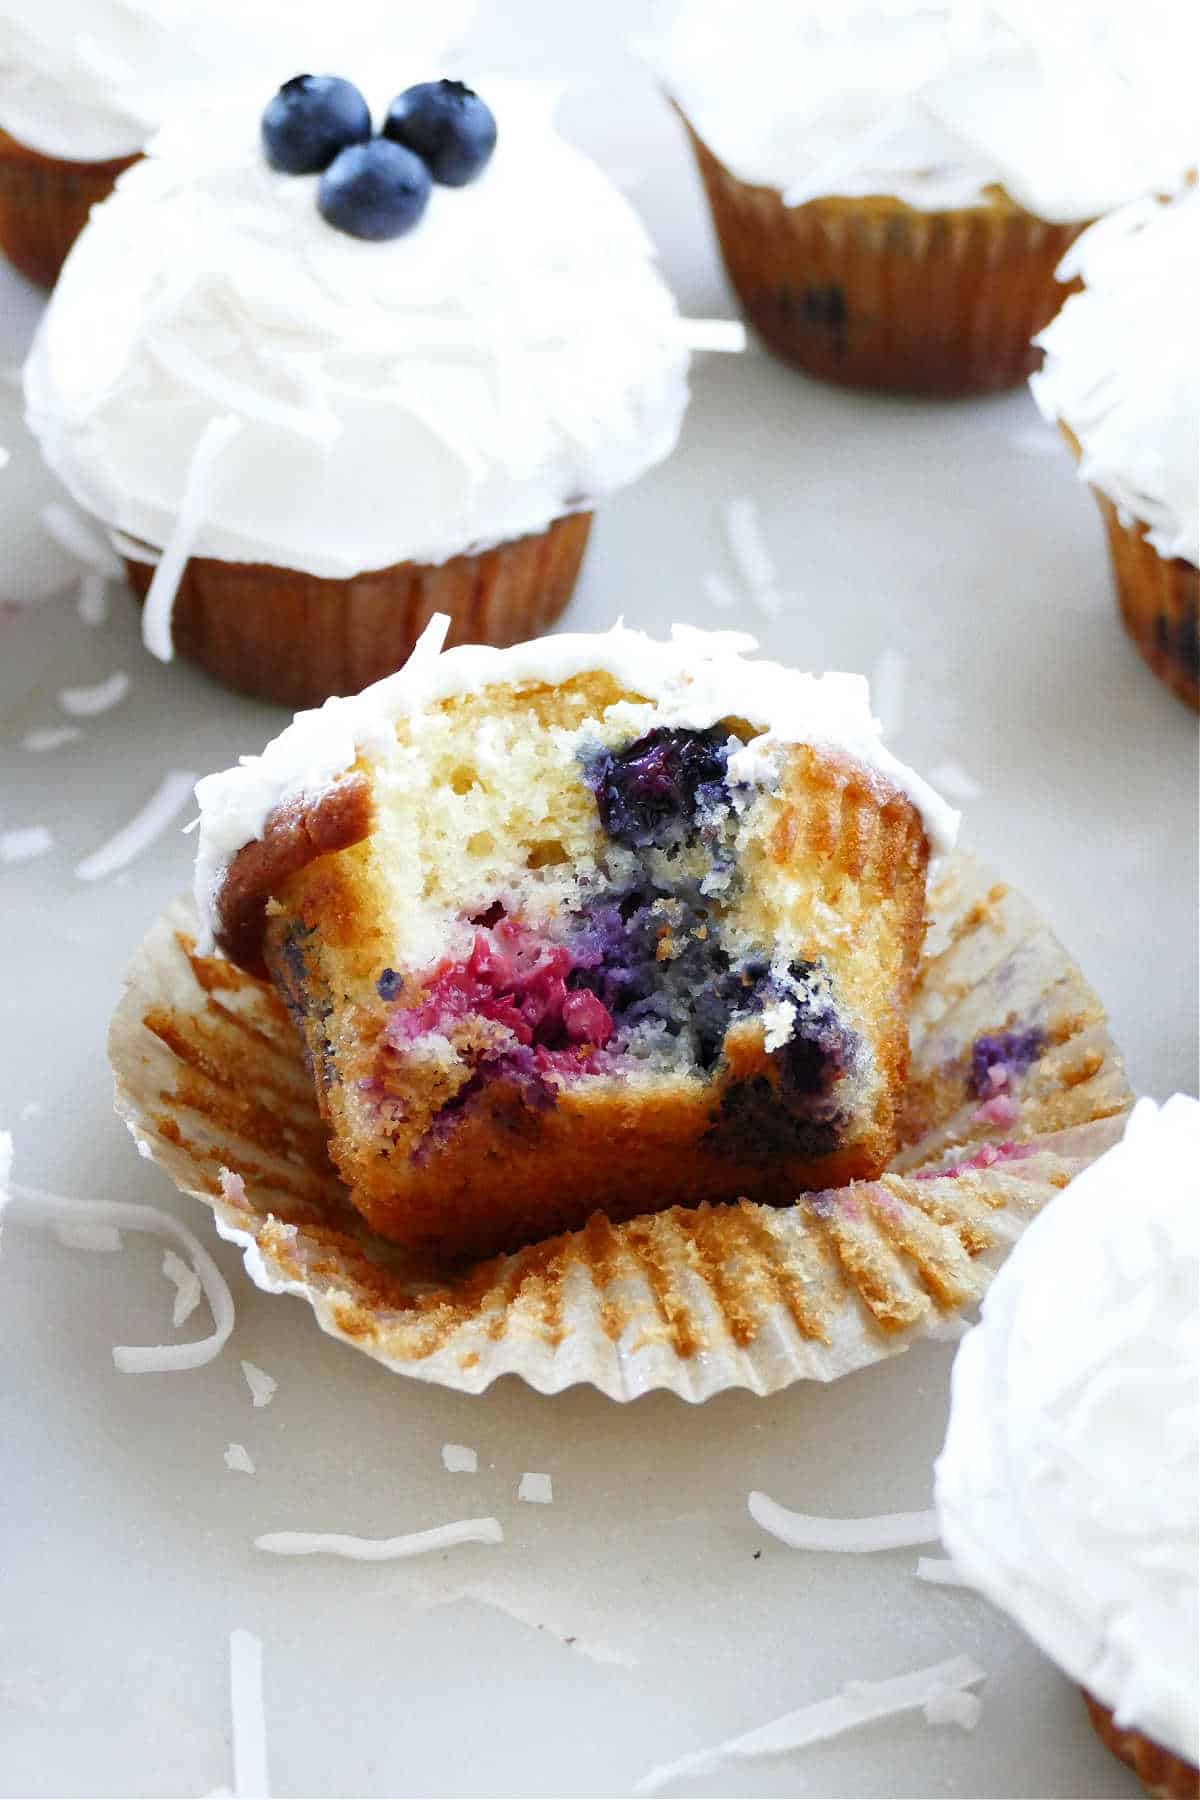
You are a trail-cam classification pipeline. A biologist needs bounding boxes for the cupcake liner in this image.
[123,512,593,708]
[1059,426,1199,710]
[680,115,1084,396]
[108,851,1132,1402]
[1082,1690,1200,1800]
[0,128,136,287]
[1090,491,1199,710]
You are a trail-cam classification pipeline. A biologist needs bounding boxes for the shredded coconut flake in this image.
[241,1360,277,1409]
[225,1442,256,1475]
[53,1222,122,1252]
[6,1183,234,1372]
[518,1472,553,1505]
[254,1518,504,1561]
[929,760,983,801]
[633,1654,987,1795]
[675,318,747,353]
[58,671,129,717]
[724,495,776,593]
[441,1443,478,1474]
[749,1491,941,1552]
[916,1556,975,1589]
[22,726,81,753]
[870,647,908,738]
[142,415,244,662]
[702,570,738,612]
[77,571,110,626]
[923,1687,983,1730]
[40,501,123,576]
[0,827,53,866]
[74,769,197,882]
[229,1629,270,1800]
[163,1247,202,1325]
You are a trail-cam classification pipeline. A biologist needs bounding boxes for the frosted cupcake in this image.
[653,0,1197,395]
[24,77,723,706]
[0,2,472,287]
[1032,189,1200,709]
[937,1096,1200,1799]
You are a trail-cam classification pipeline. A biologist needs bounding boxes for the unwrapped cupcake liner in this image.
[680,116,1084,396]
[1082,1690,1200,1800]
[123,511,593,708]
[0,129,136,288]
[108,852,1131,1402]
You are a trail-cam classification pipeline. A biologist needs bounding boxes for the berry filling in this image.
[968,1027,1045,1098]
[362,727,860,1159]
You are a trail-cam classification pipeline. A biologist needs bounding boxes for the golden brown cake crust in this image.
[1082,1691,1200,1800]
[216,774,374,979]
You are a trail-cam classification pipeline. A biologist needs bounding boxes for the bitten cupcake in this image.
[194,615,956,1262]
[0,2,471,287]
[24,78,722,706]
[1031,188,1200,709]
[653,0,1197,395]
[937,1096,1200,1800]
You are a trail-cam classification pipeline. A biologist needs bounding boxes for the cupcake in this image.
[23,78,715,708]
[0,2,472,287]
[936,1096,1200,1799]
[193,615,957,1261]
[1031,189,1200,709]
[653,0,1197,395]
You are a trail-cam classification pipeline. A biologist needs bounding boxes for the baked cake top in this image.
[194,614,959,953]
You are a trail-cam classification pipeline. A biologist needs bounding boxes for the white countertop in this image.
[1,6,1195,1797]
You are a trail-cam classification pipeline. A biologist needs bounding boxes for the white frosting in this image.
[1031,189,1200,566]
[193,613,959,941]
[936,1095,1200,1765]
[24,79,693,583]
[0,1,475,161]
[653,0,1198,222]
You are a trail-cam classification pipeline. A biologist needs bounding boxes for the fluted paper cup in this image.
[108,852,1132,1402]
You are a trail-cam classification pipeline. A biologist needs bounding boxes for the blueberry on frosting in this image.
[261,74,371,175]
[383,79,497,187]
[318,139,432,241]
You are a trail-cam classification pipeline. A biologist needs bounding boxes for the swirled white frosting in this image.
[23,79,695,584]
[652,0,1198,222]
[193,613,959,940]
[1031,188,1200,566]
[936,1095,1200,1766]
[0,1,475,162]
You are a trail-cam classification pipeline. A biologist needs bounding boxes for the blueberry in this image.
[261,74,371,176]
[382,79,497,187]
[586,727,729,849]
[318,139,432,241]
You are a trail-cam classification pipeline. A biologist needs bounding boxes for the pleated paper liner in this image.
[0,129,138,288]
[123,511,593,709]
[1059,425,1200,710]
[108,852,1131,1402]
[679,114,1083,397]
[1082,1691,1200,1800]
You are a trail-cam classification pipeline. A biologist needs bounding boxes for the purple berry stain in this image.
[968,1027,1045,1098]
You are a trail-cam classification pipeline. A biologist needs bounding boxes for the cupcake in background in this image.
[652,0,1197,395]
[1032,188,1200,709]
[24,76,732,706]
[937,1095,1200,1800]
[0,0,474,286]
